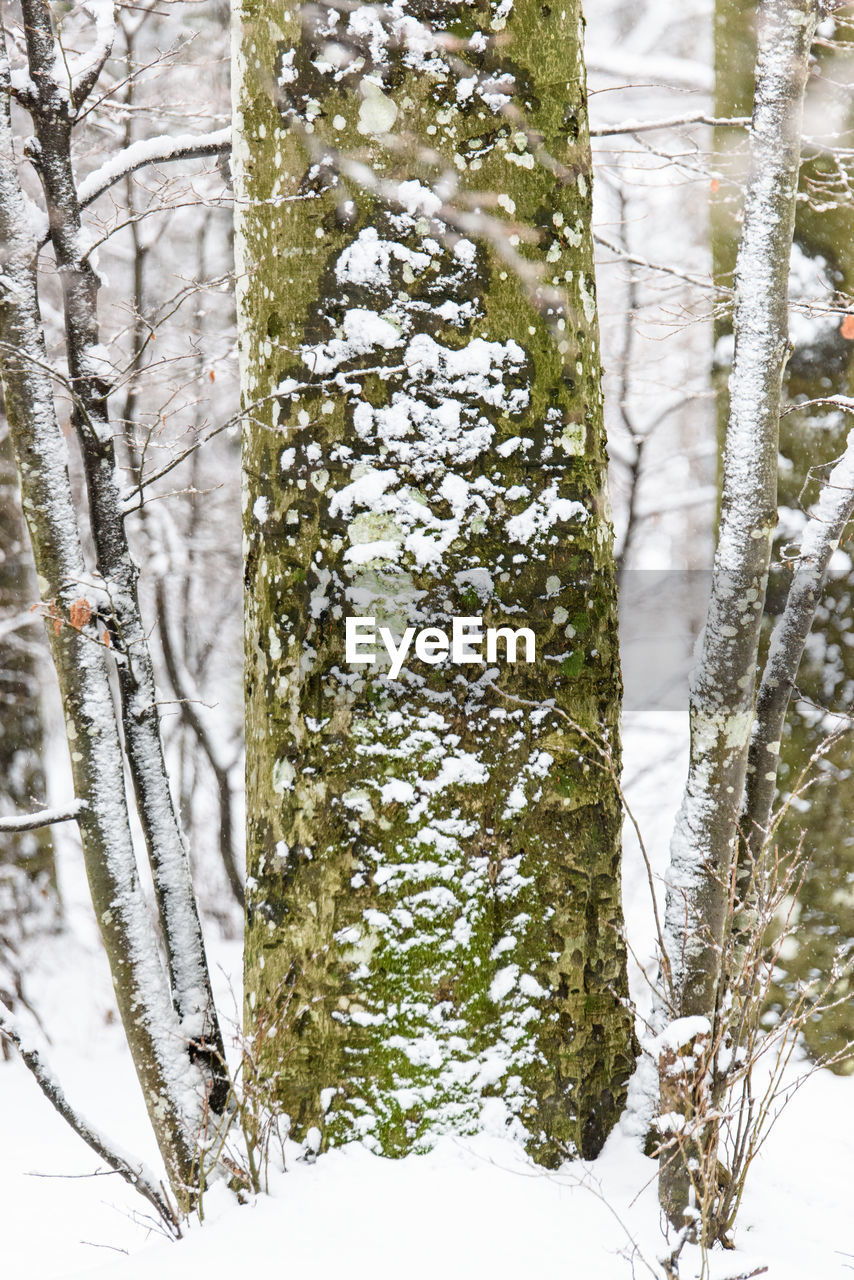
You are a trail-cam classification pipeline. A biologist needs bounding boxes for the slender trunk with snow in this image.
[17,0,226,1111]
[234,0,635,1162]
[0,999,180,1232]
[659,0,817,1229]
[0,18,204,1197]
[713,0,854,1064]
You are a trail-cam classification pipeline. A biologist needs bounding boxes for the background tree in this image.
[235,0,636,1162]
[0,421,57,1039]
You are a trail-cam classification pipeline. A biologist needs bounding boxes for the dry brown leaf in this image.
[69,598,92,630]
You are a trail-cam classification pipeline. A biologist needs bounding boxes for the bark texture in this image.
[17,0,226,1111]
[713,0,854,1068]
[0,18,203,1196]
[235,0,635,1162]
[659,0,817,1228]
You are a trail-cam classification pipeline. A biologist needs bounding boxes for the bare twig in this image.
[591,113,751,138]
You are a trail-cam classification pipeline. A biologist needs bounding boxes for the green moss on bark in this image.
[236,0,635,1160]
[713,0,854,1068]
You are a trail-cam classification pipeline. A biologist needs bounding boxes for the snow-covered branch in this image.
[591,113,750,138]
[0,801,85,833]
[69,0,118,110]
[78,127,231,209]
[0,1001,180,1234]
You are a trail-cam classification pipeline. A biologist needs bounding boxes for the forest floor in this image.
[5,714,853,1280]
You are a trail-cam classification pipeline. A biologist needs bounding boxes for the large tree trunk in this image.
[235,0,635,1162]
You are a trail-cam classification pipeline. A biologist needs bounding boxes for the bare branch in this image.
[71,1,119,111]
[595,233,730,296]
[781,393,854,416]
[154,575,244,907]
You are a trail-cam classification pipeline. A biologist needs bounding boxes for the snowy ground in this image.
[5,715,854,1280]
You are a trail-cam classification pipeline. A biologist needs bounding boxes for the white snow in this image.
[78,129,231,208]
[506,482,587,545]
[5,719,854,1280]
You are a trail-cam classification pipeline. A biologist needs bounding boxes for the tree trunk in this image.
[713,0,854,1069]
[0,424,57,1048]
[16,0,227,1114]
[659,0,817,1231]
[235,0,635,1162]
[0,20,203,1197]
[0,429,54,886]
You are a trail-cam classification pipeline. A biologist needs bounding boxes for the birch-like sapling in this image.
[658,0,818,1235]
[0,14,205,1195]
[0,0,238,1200]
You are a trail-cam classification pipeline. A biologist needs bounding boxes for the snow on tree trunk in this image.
[745,432,854,847]
[18,0,226,1110]
[659,0,817,1229]
[235,0,635,1162]
[0,24,203,1198]
[713,0,854,1067]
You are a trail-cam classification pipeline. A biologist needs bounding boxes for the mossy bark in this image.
[0,430,54,889]
[714,0,854,1067]
[235,0,635,1162]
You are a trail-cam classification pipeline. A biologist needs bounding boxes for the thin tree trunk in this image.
[744,432,854,852]
[0,425,56,942]
[659,0,817,1229]
[713,0,854,1066]
[17,0,226,1110]
[0,19,202,1195]
[235,0,636,1162]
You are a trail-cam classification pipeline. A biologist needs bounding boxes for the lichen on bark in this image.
[235,0,635,1162]
[713,0,854,1069]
